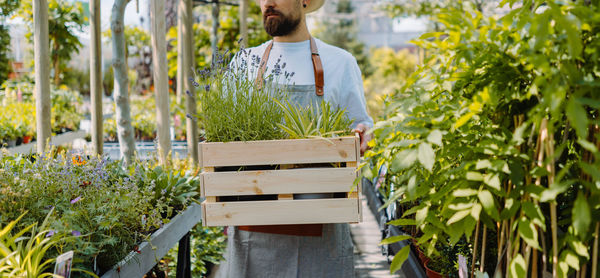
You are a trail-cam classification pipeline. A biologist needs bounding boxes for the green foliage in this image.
[367,0,600,275]
[363,48,417,119]
[103,95,198,142]
[0,211,69,278]
[0,0,20,17]
[0,151,199,274]
[275,99,353,139]
[164,225,226,277]
[103,26,153,94]
[313,0,372,77]
[50,86,83,133]
[18,0,88,85]
[0,25,10,85]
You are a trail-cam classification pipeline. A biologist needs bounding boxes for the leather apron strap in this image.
[255,37,324,96]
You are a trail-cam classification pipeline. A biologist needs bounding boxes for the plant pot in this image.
[424,261,447,278]
[417,247,430,266]
[16,137,23,146]
[22,135,32,144]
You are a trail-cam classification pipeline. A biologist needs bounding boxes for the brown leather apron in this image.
[238,37,326,237]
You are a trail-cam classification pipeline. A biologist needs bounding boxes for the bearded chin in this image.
[264,16,301,37]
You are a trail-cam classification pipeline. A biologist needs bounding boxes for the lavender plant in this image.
[192,49,287,142]
[0,149,198,275]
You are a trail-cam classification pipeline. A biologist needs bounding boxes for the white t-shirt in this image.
[235,38,373,128]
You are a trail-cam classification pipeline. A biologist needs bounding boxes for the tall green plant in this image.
[366,0,600,277]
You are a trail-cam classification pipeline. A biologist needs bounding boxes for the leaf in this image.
[390,149,418,172]
[476,160,492,170]
[426,130,443,146]
[454,112,475,130]
[478,190,499,221]
[453,188,479,197]
[517,218,541,250]
[521,201,545,229]
[415,206,429,226]
[566,99,588,139]
[483,173,501,191]
[471,203,482,221]
[447,209,471,225]
[577,139,598,153]
[509,254,527,278]
[387,218,416,226]
[572,191,591,237]
[418,142,435,171]
[579,162,600,182]
[466,171,484,181]
[390,245,411,274]
[407,175,417,197]
[564,251,580,271]
[379,235,411,246]
[569,241,589,259]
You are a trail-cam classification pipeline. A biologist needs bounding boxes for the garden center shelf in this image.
[101,202,202,278]
[199,135,362,226]
[4,130,86,155]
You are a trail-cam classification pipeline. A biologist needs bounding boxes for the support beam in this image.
[33,0,51,153]
[151,0,172,165]
[90,0,103,155]
[210,0,220,59]
[112,0,137,165]
[239,0,248,46]
[178,0,199,165]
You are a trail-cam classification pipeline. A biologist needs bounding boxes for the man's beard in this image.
[263,7,301,37]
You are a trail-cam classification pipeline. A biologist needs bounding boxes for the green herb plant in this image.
[275,99,353,139]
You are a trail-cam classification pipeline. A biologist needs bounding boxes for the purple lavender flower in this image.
[72,230,81,236]
[70,196,82,204]
[46,230,55,237]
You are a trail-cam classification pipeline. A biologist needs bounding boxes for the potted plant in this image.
[194,54,361,227]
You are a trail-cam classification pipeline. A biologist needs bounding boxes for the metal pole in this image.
[176,232,192,278]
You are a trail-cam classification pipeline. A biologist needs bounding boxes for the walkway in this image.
[351,197,403,278]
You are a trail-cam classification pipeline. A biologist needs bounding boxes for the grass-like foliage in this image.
[275,99,353,139]
[194,51,286,142]
[192,49,353,142]
[0,210,96,277]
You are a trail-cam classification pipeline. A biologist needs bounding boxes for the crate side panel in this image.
[202,168,357,196]
[203,198,359,226]
[199,137,356,167]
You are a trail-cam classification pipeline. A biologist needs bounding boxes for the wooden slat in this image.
[198,136,357,167]
[202,198,360,226]
[200,167,214,197]
[202,167,357,196]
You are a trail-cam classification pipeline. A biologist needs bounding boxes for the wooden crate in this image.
[199,135,362,226]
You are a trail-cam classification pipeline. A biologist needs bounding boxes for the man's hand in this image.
[352,123,372,156]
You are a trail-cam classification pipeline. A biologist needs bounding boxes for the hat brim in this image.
[255,0,324,14]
